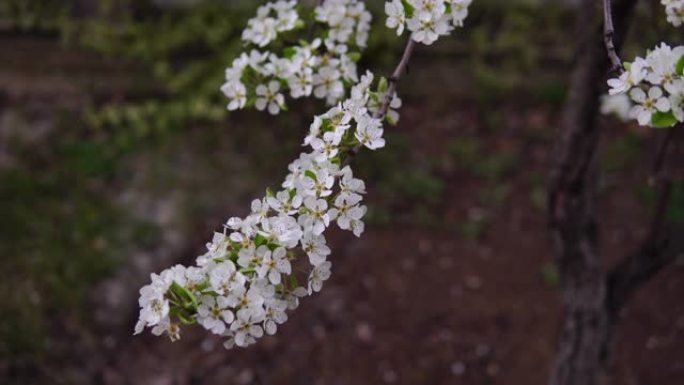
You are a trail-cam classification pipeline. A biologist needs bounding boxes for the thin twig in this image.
[603,0,624,73]
[343,38,417,166]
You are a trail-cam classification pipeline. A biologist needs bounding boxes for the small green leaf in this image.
[290,274,299,288]
[385,113,398,126]
[170,281,198,309]
[176,311,196,325]
[378,77,389,93]
[266,187,275,198]
[651,111,678,128]
[348,51,361,62]
[676,54,684,76]
[254,233,268,246]
[401,0,414,18]
[283,47,297,59]
[304,169,317,181]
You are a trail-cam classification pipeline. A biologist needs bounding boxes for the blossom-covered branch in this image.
[134,0,474,350]
[603,43,684,127]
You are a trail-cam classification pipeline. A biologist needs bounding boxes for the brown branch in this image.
[607,224,683,319]
[603,0,624,73]
[343,38,417,166]
[607,125,680,317]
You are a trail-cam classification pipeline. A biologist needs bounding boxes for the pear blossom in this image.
[267,190,303,215]
[255,81,286,115]
[231,312,265,347]
[669,91,684,121]
[385,0,406,35]
[662,0,684,26]
[255,246,291,284]
[263,298,289,335]
[308,261,332,294]
[301,231,331,266]
[298,196,330,235]
[328,194,367,231]
[629,86,671,125]
[355,115,386,150]
[197,295,234,335]
[600,93,632,122]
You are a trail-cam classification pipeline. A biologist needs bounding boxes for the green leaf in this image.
[170,281,198,309]
[378,77,389,93]
[401,0,414,18]
[283,47,297,59]
[651,111,678,128]
[348,51,361,62]
[676,54,684,76]
[176,311,196,325]
[254,233,268,246]
[290,274,299,288]
[266,187,275,197]
[304,169,317,181]
[385,113,398,126]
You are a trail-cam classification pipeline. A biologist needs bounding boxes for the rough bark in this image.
[546,0,637,384]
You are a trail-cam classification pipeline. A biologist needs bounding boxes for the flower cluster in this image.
[662,0,684,26]
[135,71,397,348]
[385,0,473,45]
[221,0,372,114]
[605,43,684,127]
[242,1,300,47]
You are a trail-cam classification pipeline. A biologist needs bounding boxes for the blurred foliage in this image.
[0,116,158,371]
[638,181,684,224]
[0,0,69,31]
[602,132,644,174]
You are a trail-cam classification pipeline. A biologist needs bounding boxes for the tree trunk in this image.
[547,0,637,384]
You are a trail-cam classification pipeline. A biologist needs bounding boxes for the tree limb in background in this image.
[547,0,637,384]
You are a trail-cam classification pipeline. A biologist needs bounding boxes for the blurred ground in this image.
[0,1,683,384]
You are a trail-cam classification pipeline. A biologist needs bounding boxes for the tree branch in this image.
[343,38,417,166]
[607,125,680,317]
[607,224,683,318]
[603,0,624,73]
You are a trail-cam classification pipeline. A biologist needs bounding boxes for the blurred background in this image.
[1,0,683,384]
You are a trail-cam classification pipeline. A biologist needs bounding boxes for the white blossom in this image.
[308,261,332,294]
[197,295,234,335]
[255,81,286,115]
[255,246,291,284]
[629,86,670,125]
